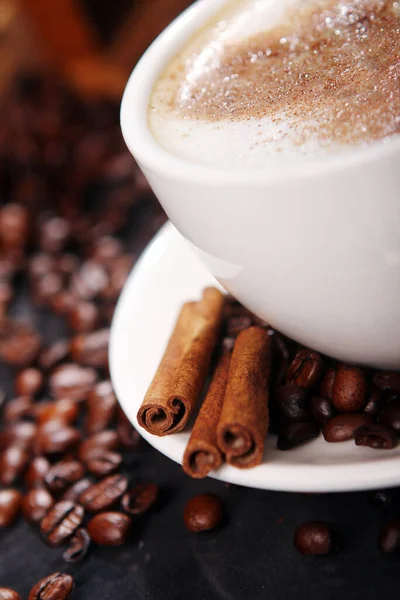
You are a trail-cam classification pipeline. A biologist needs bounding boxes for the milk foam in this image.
[149,112,345,169]
[149,0,400,169]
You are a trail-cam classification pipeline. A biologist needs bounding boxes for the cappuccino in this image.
[149,0,400,168]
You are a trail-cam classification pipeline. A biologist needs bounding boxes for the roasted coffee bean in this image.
[367,489,392,509]
[84,450,122,477]
[3,396,32,422]
[277,421,319,450]
[49,363,97,401]
[89,236,123,264]
[122,483,159,516]
[0,207,29,254]
[22,487,54,523]
[354,424,398,449]
[104,249,133,275]
[332,364,366,412]
[0,588,21,600]
[184,493,224,533]
[37,420,69,435]
[0,446,30,485]
[364,385,385,417]
[40,500,84,547]
[62,478,93,503]
[35,425,80,456]
[50,290,77,315]
[70,329,109,369]
[15,368,43,397]
[323,413,373,443]
[45,459,85,493]
[33,272,64,306]
[28,572,74,600]
[88,511,131,546]
[39,216,70,254]
[85,380,116,435]
[0,319,41,367]
[294,521,332,556]
[80,474,128,512]
[34,398,79,426]
[379,517,400,553]
[68,301,99,333]
[0,421,37,450]
[117,407,141,450]
[79,430,120,461]
[39,340,70,370]
[310,396,336,426]
[0,489,22,527]
[63,528,91,563]
[373,372,400,395]
[0,204,28,251]
[286,350,323,389]
[72,261,109,300]
[273,384,309,423]
[28,253,56,282]
[25,456,50,488]
[379,399,400,433]
[319,368,336,400]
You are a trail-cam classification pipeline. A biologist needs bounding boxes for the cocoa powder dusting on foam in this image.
[152,0,400,150]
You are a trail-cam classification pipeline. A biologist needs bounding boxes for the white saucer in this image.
[110,222,400,493]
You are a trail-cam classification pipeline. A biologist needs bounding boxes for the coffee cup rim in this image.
[121,0,400,186]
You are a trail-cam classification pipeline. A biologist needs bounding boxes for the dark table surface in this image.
[1,439,400,599]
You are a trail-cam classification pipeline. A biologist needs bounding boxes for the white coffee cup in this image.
[121,0,400,369]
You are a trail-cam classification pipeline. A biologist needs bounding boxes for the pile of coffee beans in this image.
[28,572,74,600]
[0,72,172,598]
[224,299,400,452]
[273,350,400,450]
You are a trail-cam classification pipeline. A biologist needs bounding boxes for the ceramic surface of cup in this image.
[121,0,400,369]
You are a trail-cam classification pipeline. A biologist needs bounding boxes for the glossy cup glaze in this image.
[121,0,400,369]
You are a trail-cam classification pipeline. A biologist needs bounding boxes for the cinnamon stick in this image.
[183,351,231,478]
[217,326,271,468]
[137,287,225,436]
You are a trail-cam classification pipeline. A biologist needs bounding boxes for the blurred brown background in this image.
[0,0,193,97]
[0,0,199,332]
